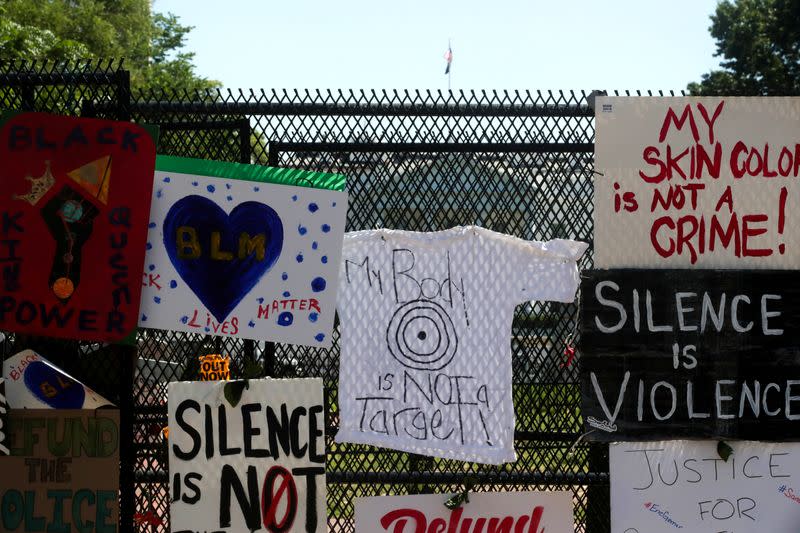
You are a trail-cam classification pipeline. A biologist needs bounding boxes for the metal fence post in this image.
[117,344,137,533]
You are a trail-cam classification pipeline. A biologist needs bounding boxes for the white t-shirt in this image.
[335,226,588,464]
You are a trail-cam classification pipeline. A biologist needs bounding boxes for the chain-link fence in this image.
[0,60,686,533]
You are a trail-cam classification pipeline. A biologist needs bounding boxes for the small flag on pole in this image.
[444,44,453,74]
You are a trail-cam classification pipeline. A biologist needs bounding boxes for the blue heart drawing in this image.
[24,361,86,408]
[164,195,284,322]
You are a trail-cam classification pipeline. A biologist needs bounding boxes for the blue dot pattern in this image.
[322,224,331,233]
[278,312,294,326]
[308,203,318,212]
[207,184,215,193]
[311,277,326,292]
[315,333,325,342]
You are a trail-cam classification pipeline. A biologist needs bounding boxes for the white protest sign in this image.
[139,159,348,348]
[611,440,800,533]
[168,379,326,533]
[0,378,7,455]
[594,96,800,268]
[2,349,114,409]
[355,491,573,533]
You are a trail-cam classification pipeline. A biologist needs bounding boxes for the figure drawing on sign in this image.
[336,226,587,464]
[0,112,157,341]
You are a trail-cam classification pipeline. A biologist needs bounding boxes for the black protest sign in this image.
[580,269,800,441]
[167,379,326,532]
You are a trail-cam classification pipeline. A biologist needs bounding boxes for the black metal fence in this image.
[0,60,684,533]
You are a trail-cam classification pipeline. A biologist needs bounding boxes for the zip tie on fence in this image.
[566,429,597,459]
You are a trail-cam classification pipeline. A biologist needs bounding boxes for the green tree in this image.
[0,0,219,91]
[688,0,800,95]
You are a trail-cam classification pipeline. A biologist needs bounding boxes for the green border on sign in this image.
[155,155,347,191]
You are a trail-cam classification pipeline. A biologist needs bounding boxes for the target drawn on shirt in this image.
[386,299,458,371]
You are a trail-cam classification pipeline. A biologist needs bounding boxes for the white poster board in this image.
[611,440,800,533]
[594,96,800,268]
[139,168,348,347]
[0,378,7,455]
[355,491,573,533]
[168,379,326,532]
[2,349,114,409]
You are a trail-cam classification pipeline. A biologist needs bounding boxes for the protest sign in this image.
[3,349,114,409]
[355,491,573,533]
[580,269,800,441]
[0,409,120,532]
[139,156,348,348]
[168,378,326,532]
[0,111,157,341]
[594,97,800,269]
[611,440,800,533]
[198,354,230,381]
[0,378,7,455]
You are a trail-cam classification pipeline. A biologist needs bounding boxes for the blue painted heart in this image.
[164,195,284,322]
[24,361,86,408]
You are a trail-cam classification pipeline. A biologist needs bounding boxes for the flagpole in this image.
[445,38,452,92]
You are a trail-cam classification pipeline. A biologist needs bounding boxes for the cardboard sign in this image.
[580,269,800,441]
[594,97,800,269]
[198,354,230,380]
[2,349,114,409]
[139,156,348,348]
[168,379,326,532]
[611,440,800,532]
[355,491,574,533]
[0,378,7,455]
[0,112,157,341]
[1,409,120,532]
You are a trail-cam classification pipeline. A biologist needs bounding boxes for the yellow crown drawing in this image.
[14,160,56,205]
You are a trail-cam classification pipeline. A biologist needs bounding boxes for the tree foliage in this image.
[0,0,219,91]
[689,0,800,95]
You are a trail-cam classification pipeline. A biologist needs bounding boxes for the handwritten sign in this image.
[594,96,800,269]
[0,112,157,340]
[198,354,230,380]
[0,378,7,456]
[1,409,120,532]
[336,227,587,464]
[2,349,114,409]
[168,379,326,532]
[355,491,573,533]
[139,156,348,348]
[580,269,800,441]
[611,440,800,532]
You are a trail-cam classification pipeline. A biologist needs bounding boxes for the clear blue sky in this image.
[154,0,722,92]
